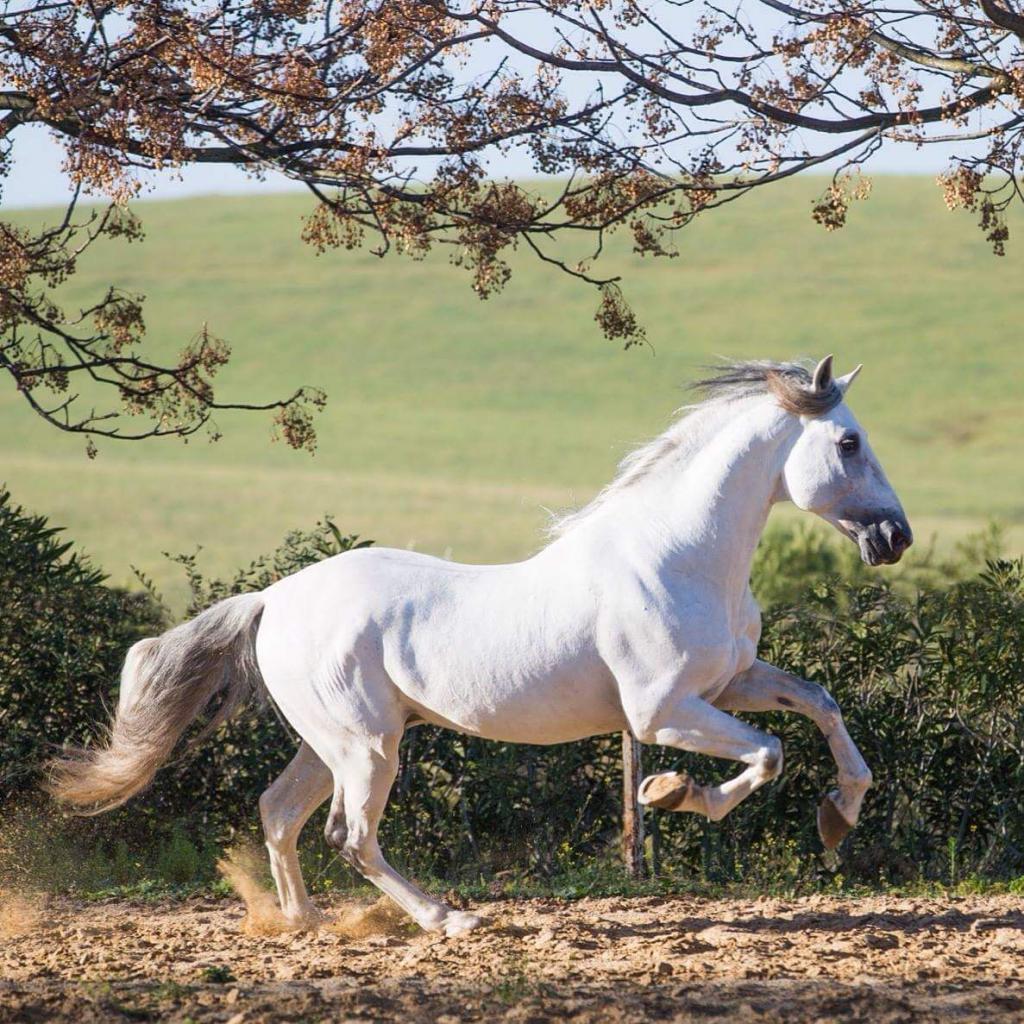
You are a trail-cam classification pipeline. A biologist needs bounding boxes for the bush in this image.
[155,828,202,886]
[750,519,1007,609]
[3,487,1022,887]
[0,502,372,888]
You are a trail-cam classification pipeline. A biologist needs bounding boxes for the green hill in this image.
[5,177,1023,610]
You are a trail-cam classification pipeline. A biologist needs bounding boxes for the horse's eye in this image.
[838,433,860,456]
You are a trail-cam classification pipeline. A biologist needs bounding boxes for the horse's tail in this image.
[45,592,265,814]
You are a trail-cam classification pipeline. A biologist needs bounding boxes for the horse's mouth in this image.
[838,517,912,566]
[857,532,896,566]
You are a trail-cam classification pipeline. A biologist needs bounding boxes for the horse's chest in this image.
[732,591,762,668]
[693,590,761,700]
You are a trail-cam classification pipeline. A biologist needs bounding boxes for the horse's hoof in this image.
[638,771,693,811]
[286,910,323,931]
[817,793,852,850]
[442,910,486,937]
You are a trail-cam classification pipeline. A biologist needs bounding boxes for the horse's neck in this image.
[627,400,795,592]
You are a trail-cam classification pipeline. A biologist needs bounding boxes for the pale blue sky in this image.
[3,119,972,210]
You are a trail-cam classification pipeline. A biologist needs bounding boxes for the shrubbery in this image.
[2,487,1022,888]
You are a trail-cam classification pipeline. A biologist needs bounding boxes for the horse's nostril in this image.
[888,522,911,554]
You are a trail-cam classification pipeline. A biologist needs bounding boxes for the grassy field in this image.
[5,177,1023,610]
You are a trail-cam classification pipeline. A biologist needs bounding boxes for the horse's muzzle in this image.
[854,516,913,566]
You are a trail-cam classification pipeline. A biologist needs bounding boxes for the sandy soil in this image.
[2,890,1023,1022]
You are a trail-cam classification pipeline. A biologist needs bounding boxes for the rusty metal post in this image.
[621,730,646,878]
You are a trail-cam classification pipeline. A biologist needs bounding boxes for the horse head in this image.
[778,355,912,566]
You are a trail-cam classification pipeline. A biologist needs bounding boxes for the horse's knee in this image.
[626,711,660,745]
[339,839,364,871]
[817,690,842,734]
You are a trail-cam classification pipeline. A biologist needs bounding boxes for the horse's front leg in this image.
[713,659,872,849]
[631,694,784,822]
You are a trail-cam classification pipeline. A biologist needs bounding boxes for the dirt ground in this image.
[2,890,1023,1022]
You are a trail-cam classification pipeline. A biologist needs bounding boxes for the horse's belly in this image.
[415,695,626,745]
[391,654,625,745]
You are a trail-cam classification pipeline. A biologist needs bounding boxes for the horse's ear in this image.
[836,364,863,394]
[811,354,834,393]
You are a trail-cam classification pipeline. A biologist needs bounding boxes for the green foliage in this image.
[197,965,235,985]
[751,519,1008,610]
[3,489,1023,889]
[155,828,202,886]
[751,522,870,609]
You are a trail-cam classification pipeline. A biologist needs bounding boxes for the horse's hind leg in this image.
[323,731,484,937]
[255,618,481,937]
[259,741,333,927]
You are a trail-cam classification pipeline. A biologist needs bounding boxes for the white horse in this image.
[49,356,912,937]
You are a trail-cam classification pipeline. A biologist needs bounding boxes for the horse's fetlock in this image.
[841,763,872,792]
[759,737,783,779]
[282,906,322,930]
[418,905,450,931]
[821,693,841,718]
[821,703,841,732]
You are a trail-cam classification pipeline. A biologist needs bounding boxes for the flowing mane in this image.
[548,360,841,537]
